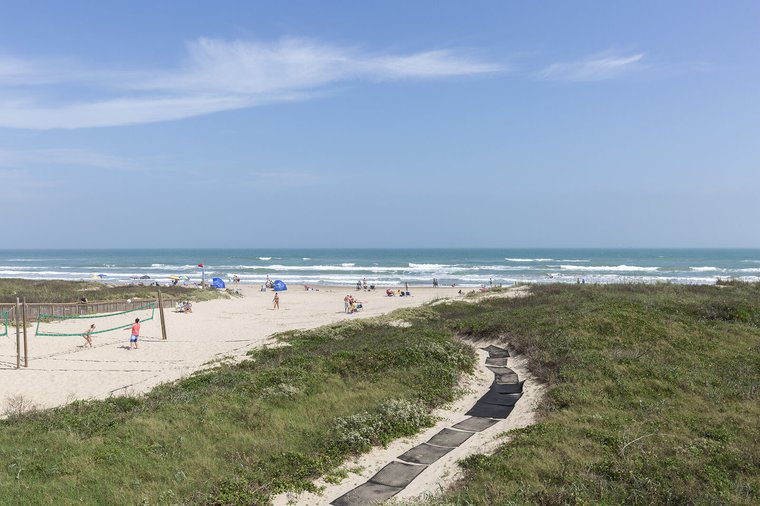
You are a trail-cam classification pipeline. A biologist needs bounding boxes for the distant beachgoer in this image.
[273,292,280,309]
[489,278,493,286]
[405,282,409,292]
[344,294,350,313]
[83,324,95,348]
[127,318,140,349]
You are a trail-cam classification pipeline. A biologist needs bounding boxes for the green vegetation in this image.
[1,283,758,505]
[428,284,760,505]
[0,313,474,505]
[0,278,228,304]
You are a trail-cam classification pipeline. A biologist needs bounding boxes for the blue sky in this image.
[1,1,758,248]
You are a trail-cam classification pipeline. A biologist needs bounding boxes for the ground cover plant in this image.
[0,278,227,304]
[1,283,757,505]
[0,312,474,505]
[426,283,760,505]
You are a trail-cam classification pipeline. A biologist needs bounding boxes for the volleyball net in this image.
[34,303,156,337]
[0,310,8,337]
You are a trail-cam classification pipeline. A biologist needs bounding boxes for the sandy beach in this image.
[0,285,462,411]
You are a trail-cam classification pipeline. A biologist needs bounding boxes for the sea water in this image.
[0,249,759,287]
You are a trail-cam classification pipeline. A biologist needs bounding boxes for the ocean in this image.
[1,249,759,287]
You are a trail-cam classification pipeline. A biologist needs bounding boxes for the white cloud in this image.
[0,37,502,129]
[538,52,645,81]
[0,147,138,170]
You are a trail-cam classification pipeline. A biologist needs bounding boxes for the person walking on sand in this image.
[273,292,280,310]
[126,318,140,349]
[83,324,95,348]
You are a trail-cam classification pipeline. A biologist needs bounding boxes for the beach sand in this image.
[0,285,462,411]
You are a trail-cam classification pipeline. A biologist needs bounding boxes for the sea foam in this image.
[559,265,659,272]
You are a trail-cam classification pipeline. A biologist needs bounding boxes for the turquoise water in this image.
[1,249,759,287]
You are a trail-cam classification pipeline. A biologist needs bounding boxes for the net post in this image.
[157,290,168,340]
[22,298,28,367]
[15,298,21,369]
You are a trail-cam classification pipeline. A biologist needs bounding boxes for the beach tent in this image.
[273,280,287,291]
[212,277,226,289]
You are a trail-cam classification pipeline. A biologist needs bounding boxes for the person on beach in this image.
[344,294,351,313]
[126,318,140,349]
[273,292,280,309]
[83,324,95,348]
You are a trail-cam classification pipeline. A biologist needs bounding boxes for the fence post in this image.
[157,290,168,340]
[15,298,21,369]
[22,298,28,367]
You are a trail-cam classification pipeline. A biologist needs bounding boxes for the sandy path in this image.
[0,286,461,411]
[273,340,543,506]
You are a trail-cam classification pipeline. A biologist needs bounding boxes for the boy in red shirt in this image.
[127,318,140,349]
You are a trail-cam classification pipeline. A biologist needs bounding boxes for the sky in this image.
[1,0,759,248]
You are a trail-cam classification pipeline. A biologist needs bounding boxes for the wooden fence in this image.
[0,297,180,322]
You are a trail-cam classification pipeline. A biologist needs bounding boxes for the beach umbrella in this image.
[212,277,226,289]
[140,275,151,279]
[273,280,287,291]
[93,273,107,279]
[168,275,181,280]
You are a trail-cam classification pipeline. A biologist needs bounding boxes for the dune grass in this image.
[0,278,227,304]
[0,312,474,505]
[424,283,760,505]
[1,283,758,504]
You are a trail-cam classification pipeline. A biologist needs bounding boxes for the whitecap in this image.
[559,265,659,272]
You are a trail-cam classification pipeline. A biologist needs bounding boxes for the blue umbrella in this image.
[273,280,287,291]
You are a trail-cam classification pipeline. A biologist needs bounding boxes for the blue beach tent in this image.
[273,280,287,291]
[211,277,226,289]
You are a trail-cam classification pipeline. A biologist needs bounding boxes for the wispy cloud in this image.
[538,52,645,82]
[0,37,503,129]
[0,147,140,171]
